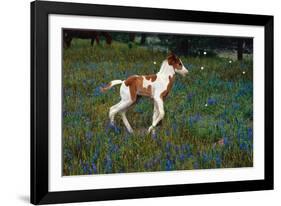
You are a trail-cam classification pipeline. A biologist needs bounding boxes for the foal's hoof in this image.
[147,126,154,135]
[126,128,134,134]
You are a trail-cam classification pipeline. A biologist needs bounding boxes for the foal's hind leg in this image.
[109,102,121,125]
[109,100,133,126]
[108,81,134,132]
[120,109,134,133]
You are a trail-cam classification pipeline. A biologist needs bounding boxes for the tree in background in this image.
[158,34,252,60]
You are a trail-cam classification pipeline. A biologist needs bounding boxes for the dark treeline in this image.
[63,29,253,60]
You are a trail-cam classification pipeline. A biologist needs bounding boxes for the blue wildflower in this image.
[248,128,253,139]
[175,145,179,154]
[152,132,157,140]
[187,92,194,101]
[106,122,121,134]
[207,98,216,105]
[172,123,177,132]
[165,159,173,171]
[92,163,98,174]
[153,155,161,164]
[165,142,172,152]
[189,113,201,127]
[144,161,153,169]
[223,136,229,146]
[179,154,185,161]
[215,154,222,168]
[105,155,112,173]
[202,153,209,163]
[165,129,170,136]
[240,142,248,151]
[85,131,93,140]
[193,161,199,169]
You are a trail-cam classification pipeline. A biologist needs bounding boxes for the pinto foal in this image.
[101,54,188,134]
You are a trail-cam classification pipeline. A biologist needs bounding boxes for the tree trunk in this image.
[237,39,243,61]
[129,33,135,42]
[140,33,147,45]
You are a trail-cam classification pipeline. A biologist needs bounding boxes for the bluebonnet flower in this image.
[93,86,101,97]
[87,62,98,70]
[153,155,161,164]
[92,163,98,174]
[187,152,193,158]
[93,150,99,161]
[240,142,248,151]
[237,126,244,142]
[240,62,246,69]
[207,98,216,105]
[225,81,234,90]
[165,129,170,136]
[179,154,185,161]
[185,63,194,70]
[152,132,157,140]
[172,123,177,132]
[106,122,121,134]
[187,92,194,101]
[248,128,253,139]
[175,145,180,154]
[85,131,93,141]
[105,155,112,173]
[82,162,91,174]
[94,83,107,97]
[82,79,87,87]
[64,148,73,161]
[193,161,199,169]
[189,113,201,127]
[202,153,209,163]
[82,164,88,174]
[112,144,119,153]
[165,142,172,152]
[165,159,173,171]
[135,107,143,113]
[232,102,240,110]
[215,154,222,168]
[223,136,229,146]
[184,144,191,151]
[144,161,153,169]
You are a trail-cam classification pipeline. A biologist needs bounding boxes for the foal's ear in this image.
[167,53,177,65]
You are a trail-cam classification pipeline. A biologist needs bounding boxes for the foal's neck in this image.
[157,60,175,80]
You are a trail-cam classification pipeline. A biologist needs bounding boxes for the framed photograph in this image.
[31,0,274,204]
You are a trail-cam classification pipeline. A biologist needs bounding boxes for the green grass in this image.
[63,39,253,175]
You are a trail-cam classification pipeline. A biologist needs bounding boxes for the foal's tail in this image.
[100,80,123,93]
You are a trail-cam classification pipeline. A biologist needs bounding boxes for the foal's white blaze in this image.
[177,60,188,76]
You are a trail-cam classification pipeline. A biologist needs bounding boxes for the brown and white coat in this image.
[101,53,188,134]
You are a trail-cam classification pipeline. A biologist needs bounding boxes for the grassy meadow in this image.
[63,39,253,176]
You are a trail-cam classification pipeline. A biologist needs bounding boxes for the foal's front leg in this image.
[151,101,159,134]
[148,98,164,134]
[152,101,159,123]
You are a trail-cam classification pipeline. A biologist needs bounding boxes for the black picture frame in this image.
[31,0,274,204]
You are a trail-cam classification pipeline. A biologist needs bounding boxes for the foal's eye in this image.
[179,63,182,66]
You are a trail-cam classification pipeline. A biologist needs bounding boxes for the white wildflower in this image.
[201,66,204,70]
